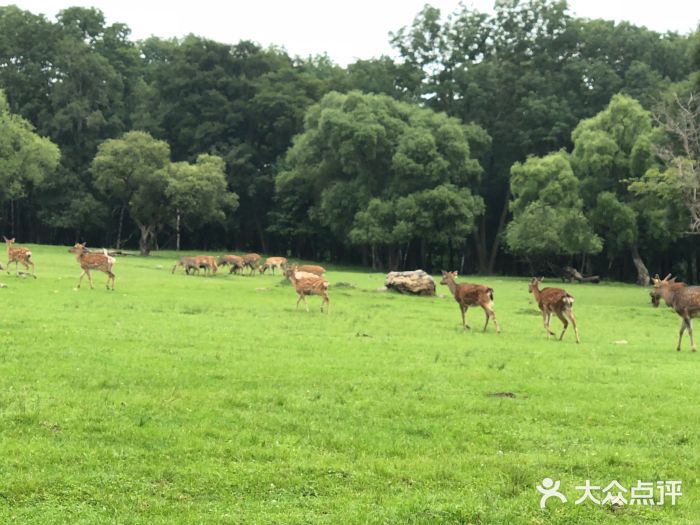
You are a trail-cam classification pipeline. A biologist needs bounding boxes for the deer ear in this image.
[663,273,672,281]
[2,236,7,241]
[453,271,458,276]
[670,276,678,283]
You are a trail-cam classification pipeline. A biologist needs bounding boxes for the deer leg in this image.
[677,318,687,352]
[28,259,36,277]
[86,269,94,289]
[76,270,86,289]
[461,306,471,329]
[488,308,500,333]
[296,293,303,310]
[688,319,696,352]
[567,309,580,344]
[542,311,552,338]
[302,294,309,312]
[325,295,330,314]
[555,310,569,341]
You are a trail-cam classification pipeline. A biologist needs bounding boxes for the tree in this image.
[505,151,601,265]
[0,89,60,234]
[90,131,170,254]
[570,94,656,284]
[165,154,238,250]
[272,90,486,269]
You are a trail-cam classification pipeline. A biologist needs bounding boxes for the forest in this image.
[1,0,700,284]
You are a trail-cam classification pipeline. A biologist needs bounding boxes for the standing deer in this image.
[528,277,579,343]
[195,255,218,276]
[650,273,686,307]
[285,265,330,313]
[172,256,201,275]
[218,254,245,275]
[259,257,288,275]
[4,237,36,278]
[242,253,261,276]
[68,243,116,290]
[651,274,700,352]
[440,271,500,333]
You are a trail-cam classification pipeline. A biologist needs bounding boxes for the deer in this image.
[218,254,245,275]
[172,256,201,275]
[284,265,330,313]
[650,273,686,307]
[68,243,116,290]
[528,277,579,343]
[651,274,700,352]
[296,264,325,276]
[194,255,218,276]
[259,256,288,275]
[242,253,261,275]
[439,271,500,333]
[4,237,36,278]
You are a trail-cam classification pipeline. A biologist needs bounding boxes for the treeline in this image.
[0,1,699,282]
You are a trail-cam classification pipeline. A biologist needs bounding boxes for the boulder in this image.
[384,270,436,296]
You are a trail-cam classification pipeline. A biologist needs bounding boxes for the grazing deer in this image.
[650,273,686,307]
[242,253,261,275]
[285,265,330,313]
[68,243,116,290]
[439,271,500,333]
[259,256,288,275]
[4,237,36,278]
[172,256,201,275]
[528,277,579,343]
[218,254,245,275]
[194,255,218,276]
[651,274,700,352]
[296,264,325,276]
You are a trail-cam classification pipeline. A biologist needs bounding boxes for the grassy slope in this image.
[0,244,698,524]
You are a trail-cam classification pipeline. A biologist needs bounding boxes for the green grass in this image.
[0,244,698,524]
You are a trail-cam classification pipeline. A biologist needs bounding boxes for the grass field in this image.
[0,244,698,524]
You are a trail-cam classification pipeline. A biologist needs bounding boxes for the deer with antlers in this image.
[440,271,500,333]
[4,237,36,278]
[528,277,579,343]
[651,274,700,352]
[68,243,116,290]
[284,265,330,313]
[650,273,687,307]
[259,256,288,275]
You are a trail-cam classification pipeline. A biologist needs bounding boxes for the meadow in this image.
[0,244,698,524]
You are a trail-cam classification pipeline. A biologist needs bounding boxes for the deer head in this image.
[528,277,544,294]
[68,242,87,254]
[3,236,15,246]
[440,270,458,285]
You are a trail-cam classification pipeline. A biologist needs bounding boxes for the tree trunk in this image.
[630,244,650,286]
[116,204,126,249]
[487,191,511,274]
[138,224,155,256]
[176,210,181,251]
[473,218,488,273]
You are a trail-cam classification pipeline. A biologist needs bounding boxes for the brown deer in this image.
[285,265,330,313]
[650,273,686,307]
[296,264,325,276]
[440,271,500,333]
[218,254,245,275]
[193,255,218,276]
[4,237,36,278]
[651,274,700,352]
[68,243,116,290]
[242,253,261,276]
[528,277,579,343]
[259,256,288,275]
[172,256,201,275]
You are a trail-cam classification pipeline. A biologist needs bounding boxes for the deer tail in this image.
[563,293,574,306]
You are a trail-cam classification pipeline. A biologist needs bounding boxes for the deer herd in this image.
[3,237,700,352]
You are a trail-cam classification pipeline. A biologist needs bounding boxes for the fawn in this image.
[68,243,116,290]
[440,271,500,332]
[528,277,579,343]
[285,265,330,313]
[259,257,288,275]
[4,237,36,278]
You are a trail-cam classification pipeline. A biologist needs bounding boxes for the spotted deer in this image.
[650,273,686,307]
[296,264,325,276]
[195,255,218,276]
[440,271,500,333]
[242,253,261,276]
[651,274,700,352]
[528,277,579,343]
[68,243,116,290]
[218,254,245,274]
[284,265,330,313]
[259,257,288,275]
[4,237,36,278]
